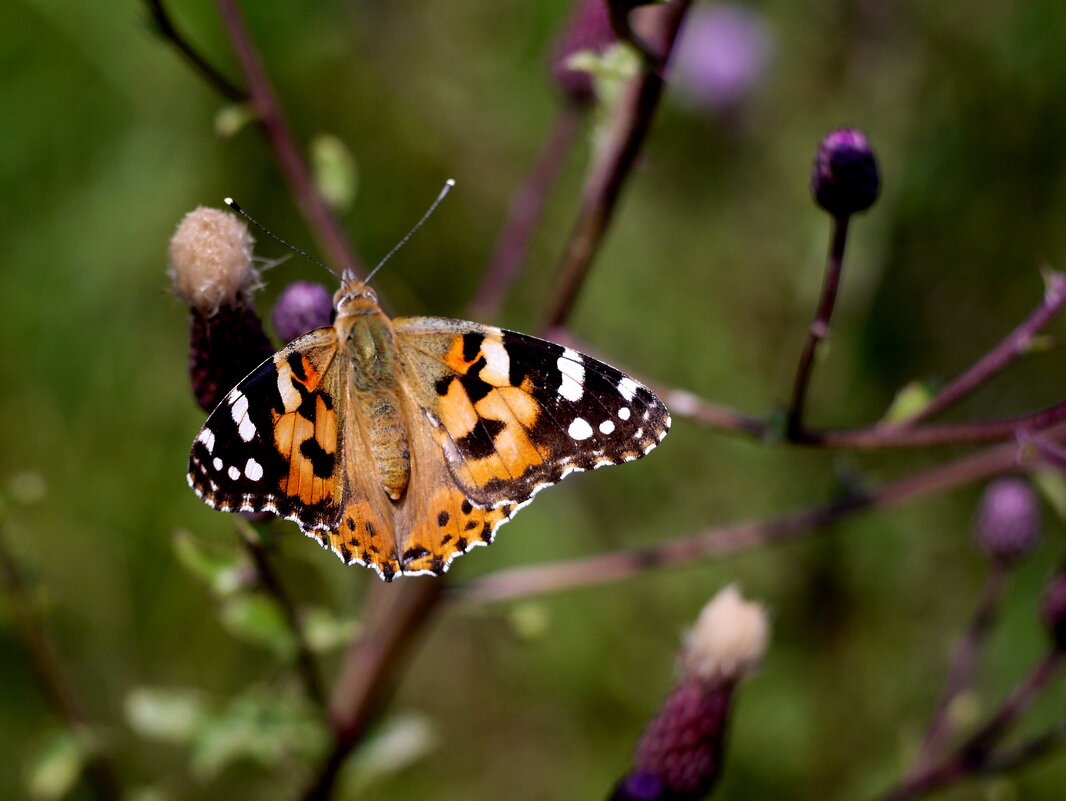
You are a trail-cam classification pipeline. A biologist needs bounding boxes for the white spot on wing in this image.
[557,349,585,402]
[197,428,216,453]
[227,465,240,481]
[617,377,639,402]
[481,339,511,386]
[599,419,616,435]
[238,416,257,442]
[568,417,594,440]
[618,407,631,421]
[230,392,248,416]
[212,457,223,471]
[245,458,264,481]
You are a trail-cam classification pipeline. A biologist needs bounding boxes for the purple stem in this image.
[470,104,584,321]
[454,425,1062,603]
[214,0,364,279]
[910,562,1008,774]
[787,215,850,437]
[892,271,1066,427]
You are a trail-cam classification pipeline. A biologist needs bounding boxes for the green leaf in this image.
[342,713,437,792]
[311,134,358,212]
[881,380,936,423]
[1034,468,1066,519]
[125,687,205,743]
[25,729,91,801]
[219,594,295,657]
[172,530,247,597]
[302,606,359,653]
[214,103,256,138]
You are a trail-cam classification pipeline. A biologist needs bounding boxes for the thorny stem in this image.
[454,425,1063,603]
[872,649,1065,801]
[892,271,1066,427]
[236,520,326,710]
[0,528,123,801]
[301,579,446,801]
[542,0,694,332]
[144,0,246,101]
[469,104,584,321]
[910,561,1008,774]
[214,0,364,279]
[787,215,850,438]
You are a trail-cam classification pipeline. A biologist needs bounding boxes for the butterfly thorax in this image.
[334,284,411,501]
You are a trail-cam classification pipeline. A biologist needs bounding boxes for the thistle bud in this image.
[610,586,770,801]
[1041,566,1066,650]
[168,207,274,412]
[272,281,334,342]
[973,478,1041,565]
[810,128,880,218]
[552,0,617,104]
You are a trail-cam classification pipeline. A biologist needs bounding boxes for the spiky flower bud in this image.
[552,0,617,104]
[610,586,770,801]
[169,207,274,412]
[272,281,334,342]
[810,128,880,218]
[973,478,1041,565]
[1041,566,1066,650]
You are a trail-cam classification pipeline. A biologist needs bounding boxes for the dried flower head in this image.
[1041,566,1066,650]
[169,206,274,412]
[973,478,1041,565]
[811,128,881,218]
[611,586,770,801]
[169,207,258,316]
[272,281,334,342]
[552,0,617,104]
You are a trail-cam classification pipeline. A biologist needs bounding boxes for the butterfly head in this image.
[334,270,381,316]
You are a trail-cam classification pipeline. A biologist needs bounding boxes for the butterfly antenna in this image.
[224,198,341,282]
[364,179,455,286]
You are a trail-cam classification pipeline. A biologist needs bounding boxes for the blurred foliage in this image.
[3,0,1066,799]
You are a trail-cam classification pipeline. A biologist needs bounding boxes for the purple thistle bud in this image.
[610,587,770,801]
[671,4,771,116]
[1041,566,1066,650]
[169,207,275,412]
[811,128,881,218]
[609,770,669,801]
[552,0,617,104]
[272,281,334,342]
[973,478,1041,565]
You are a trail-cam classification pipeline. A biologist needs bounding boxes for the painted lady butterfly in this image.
[188,274,670,581]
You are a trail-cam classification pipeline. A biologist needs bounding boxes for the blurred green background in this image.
[4,1,1066,799]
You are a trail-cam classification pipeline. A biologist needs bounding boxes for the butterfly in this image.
[188,273,670,581]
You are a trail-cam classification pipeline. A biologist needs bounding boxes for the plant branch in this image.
[454,426,1061,603]
[894,271,1066,427]
[0,528,123,801]
[542,0,694,332]
[469,104,584,321]
[301,578,446,801]
[872,649,1065,801]
[236,520,325,710]
[787,215,850,437]
[214,0,363,279]
[144,0,247,101]
[910,561,1008,774]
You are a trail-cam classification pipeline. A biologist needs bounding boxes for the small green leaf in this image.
[881,380,936,423]
[343,713,437,791]
[311,134,358,212]
[567,41,642,112]
[172,530,247,596]
[25,729,91,801]
[1034,469,1066,519]
[302,606,359,653]
[219,594,295,657]
[507,602,550,641]
[125,687,205,743]
[214,103,256,138]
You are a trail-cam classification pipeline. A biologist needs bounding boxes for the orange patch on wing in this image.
[443,336,477,374]
[326,500,398,578]
[437,378,480,439]
[398,486,511,575]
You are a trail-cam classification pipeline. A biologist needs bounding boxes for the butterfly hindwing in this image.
[394,317,671,512]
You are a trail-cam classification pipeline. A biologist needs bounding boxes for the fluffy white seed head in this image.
[682,584,770,684]
[169,206,257,315]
